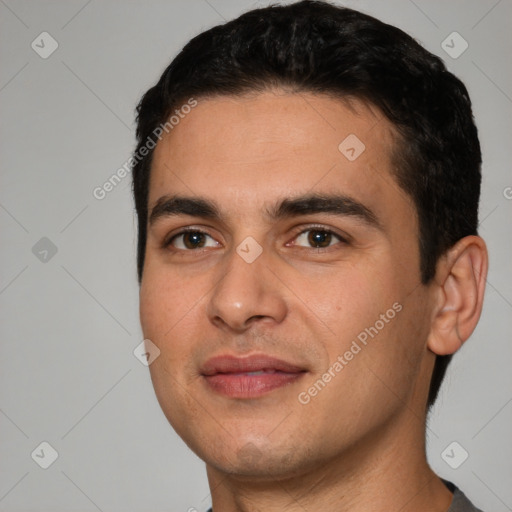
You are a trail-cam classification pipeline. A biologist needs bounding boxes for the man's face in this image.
[140,91,436,478]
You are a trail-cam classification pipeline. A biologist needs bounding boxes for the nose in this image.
[207,246,288,333]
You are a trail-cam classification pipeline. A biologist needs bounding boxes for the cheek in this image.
[139,270,204,417]
[299,255,421,382]
[139,265,214,386]
[139,277,169,340]
[140,266,201,337]
[300,258,396,337]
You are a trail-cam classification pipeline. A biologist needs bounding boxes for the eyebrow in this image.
[149,193,382,230]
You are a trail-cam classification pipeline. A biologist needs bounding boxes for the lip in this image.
[201,354,307,398]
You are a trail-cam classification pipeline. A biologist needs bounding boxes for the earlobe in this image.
[427,235,488,356]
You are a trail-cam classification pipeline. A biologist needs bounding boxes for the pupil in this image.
[184,232,205,249]
[308,230,331,247]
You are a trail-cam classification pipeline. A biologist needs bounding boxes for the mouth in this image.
[200,354,307,398]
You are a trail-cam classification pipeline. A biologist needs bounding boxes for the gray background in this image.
[0,0,511,510]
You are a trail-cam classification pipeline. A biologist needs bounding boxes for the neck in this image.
[206,408,453,512]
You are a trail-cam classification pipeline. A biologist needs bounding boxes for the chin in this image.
[207,450,307,480]
[188,427,318,481]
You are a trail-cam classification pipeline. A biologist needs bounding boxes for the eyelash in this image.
[164,227,219,251]
[163,225,349,252]
[290,226,349,250]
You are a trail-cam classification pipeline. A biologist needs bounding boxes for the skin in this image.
[139,90,488,512]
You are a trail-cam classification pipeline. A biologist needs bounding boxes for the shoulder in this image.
[444,480,485,512]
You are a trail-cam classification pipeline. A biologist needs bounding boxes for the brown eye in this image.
[183,232,206,249]
[169,231,218,250]
[294,229,343,248]
[308,230,332,247]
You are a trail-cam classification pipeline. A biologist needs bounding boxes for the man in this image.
[131,1,488,510]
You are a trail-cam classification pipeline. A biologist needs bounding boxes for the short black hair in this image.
[132,0,482,409]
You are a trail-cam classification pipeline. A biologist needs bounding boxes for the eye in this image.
[167,230,219,250]
[294,228,346,249]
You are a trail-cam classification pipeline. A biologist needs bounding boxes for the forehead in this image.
[149,91,413,225]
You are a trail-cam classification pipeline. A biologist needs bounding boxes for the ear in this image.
[427,235,488,356]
